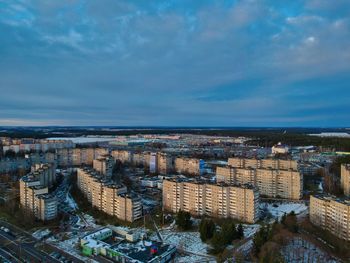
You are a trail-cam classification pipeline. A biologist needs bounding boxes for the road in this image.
[0,229,58,262]
[0,220,84,263]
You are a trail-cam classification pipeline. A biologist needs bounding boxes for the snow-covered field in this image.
[152,229,215,263]
[261,202,308,220]
[282,237,340,263]
[309,132,350,138]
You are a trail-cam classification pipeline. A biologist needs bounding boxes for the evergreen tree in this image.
[176,210,192,230]
[199,219,215,242]
[237,224,244,239]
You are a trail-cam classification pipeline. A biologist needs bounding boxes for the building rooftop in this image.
[164,177,256,189]
[313,194,350,206]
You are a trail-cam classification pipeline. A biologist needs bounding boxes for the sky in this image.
[0,0,349,127]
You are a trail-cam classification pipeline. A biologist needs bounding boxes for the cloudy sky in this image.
[0,0,349,126]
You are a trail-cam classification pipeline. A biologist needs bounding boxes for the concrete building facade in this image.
[227,157,298,170]
[163,178,259,223]
[93,155,114,179]
[77,168,142,222]
[216,166,302,200]
[310,194,350,241]
[341,164,350,196]
[19,163,57,221]
[174,157,204,176]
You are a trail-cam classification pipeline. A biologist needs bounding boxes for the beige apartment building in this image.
[310,194,350,241]
[35,194,58,221]
[174,157,203,176]
[77,168,142,222]
[31,163,56,188]
[93,155,114,179]
[163,178,259,223]
[341,164,350,196]
[157,153,174,174]
[19,164,57,221]
[216,166,302,200]
[57,148,108,166]
[228,158,298,171]
[111,150,133,163]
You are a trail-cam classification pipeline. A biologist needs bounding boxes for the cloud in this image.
[0,0,349,126]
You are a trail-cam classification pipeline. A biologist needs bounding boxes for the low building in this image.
[310,194,350,241]
[80,227,176,263]
[272,143,290,155]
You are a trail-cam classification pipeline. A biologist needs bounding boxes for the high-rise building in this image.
[341,164,350,196]
[149,153,157,173]
[310,194,350,241]
[93,155,114,179]
[19,164,57,221]
[77,167,142,222]
[111,150,133,163]
[35,194,58,221]
[163,178,259,223]
[216,166,302,200]
[227,157,298,170]
[174,157,204,176]
[157,153,173,175]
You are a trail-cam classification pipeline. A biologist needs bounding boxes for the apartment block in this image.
[57,148,108,166]
[228,158,298,170]
[19,164,57,221]
[216,166,302,200]
[157,153,174,175]
[310,195,350,241]
[132,152,147,167]
[341,164,350,196]
[77,168,142,222]
[35,194,58,221]
[31,163,56,188]
[174,157,204,176]
[111,150,133,163]
[163,178,259,223]
[93,155,114,179]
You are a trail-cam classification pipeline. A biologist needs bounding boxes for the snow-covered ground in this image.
[261,202,308,220]
[282,237,340,263]
[152,229,215,262]
[32,229,51,240]
[309,132,350,138]
[66,193,78,211]
[243,224,261,239]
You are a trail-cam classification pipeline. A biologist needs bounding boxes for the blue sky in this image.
[0,0,349,126]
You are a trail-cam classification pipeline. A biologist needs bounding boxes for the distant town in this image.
[0,127,349,262]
